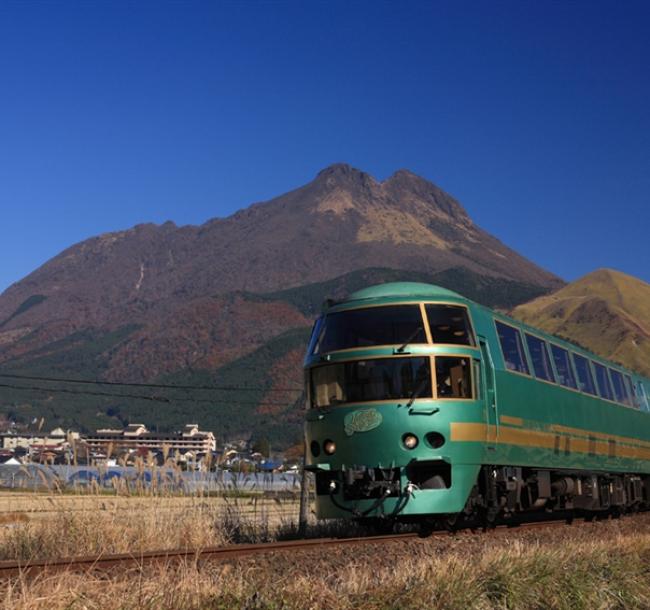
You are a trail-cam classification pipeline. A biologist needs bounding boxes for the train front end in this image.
[304,282,485,523]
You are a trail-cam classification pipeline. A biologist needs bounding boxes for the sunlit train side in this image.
[303,282,650,528]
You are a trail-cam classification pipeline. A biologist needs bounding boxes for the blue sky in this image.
[0,0,648,292]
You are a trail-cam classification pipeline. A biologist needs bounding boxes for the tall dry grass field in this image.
[0,490,301,561]
[3,511,650,609]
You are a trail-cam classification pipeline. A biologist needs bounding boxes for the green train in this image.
[303,282,650,530]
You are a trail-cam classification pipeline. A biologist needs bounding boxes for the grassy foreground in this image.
[3,509,650,609]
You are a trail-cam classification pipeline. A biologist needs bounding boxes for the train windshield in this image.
[310,357,432,408]
[311,305,426,354]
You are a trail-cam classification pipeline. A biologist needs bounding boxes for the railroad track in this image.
[0,517,595,580]
[0,533,420,579]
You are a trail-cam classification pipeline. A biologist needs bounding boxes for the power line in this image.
[0,382,302,407]
[0,372,303,393]
[0,383,172,403]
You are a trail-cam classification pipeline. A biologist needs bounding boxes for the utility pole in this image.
[297,392,310,536]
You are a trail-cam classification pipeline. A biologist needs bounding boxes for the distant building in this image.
[0,428,79,463]
[81,424,216,455]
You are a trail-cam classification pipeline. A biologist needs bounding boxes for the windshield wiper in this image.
[395,326,423,353]
[405,376,430,409]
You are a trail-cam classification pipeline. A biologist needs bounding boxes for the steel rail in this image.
[0,533,421,579]
[0,516,608,580]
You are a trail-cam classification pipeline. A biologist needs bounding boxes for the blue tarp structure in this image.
[0,464,300,492]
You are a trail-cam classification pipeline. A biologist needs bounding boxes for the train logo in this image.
[344,409,383,436]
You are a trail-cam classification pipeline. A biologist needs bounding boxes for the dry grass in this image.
[0,492,301,561]
[3,514,650,609]
[0,502,228,561]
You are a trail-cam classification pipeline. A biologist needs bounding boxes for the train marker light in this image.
[425,432,446,449]
[323,439,336,455]
[402,433,419,449]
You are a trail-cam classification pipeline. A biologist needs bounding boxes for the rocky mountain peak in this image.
[382,168,468,222]
[0,163,562,347]
[313,162,378,193]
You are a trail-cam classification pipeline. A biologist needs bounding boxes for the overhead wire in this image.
[0,382,302,406]
[0,372,303,393]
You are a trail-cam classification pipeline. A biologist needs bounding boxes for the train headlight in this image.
[323,439,336,455]
[402,433,419,449]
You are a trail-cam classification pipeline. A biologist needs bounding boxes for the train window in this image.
[435,357,473,399]
[572,354,597,396]
[524,334,554,382]
[625,375,639,408]
[550,345,578,390]
[609,369,630,405]
[310,356,432,408]
[425,305,475,346]
[495,321,530,375]
[639,383,650,412]
[593,362,614,401]
[312,305,426,354]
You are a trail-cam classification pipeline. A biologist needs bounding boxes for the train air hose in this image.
[328,486,411,518]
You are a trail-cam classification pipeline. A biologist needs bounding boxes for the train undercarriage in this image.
[319,464,650,535]
[428,465,650,534]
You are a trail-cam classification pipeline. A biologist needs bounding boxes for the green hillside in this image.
[256,266,549,316]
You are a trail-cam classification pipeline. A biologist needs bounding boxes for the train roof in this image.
[346,282,465,302]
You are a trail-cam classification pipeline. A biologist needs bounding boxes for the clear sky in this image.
[0,0,648,292]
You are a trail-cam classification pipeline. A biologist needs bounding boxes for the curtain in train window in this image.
[573,354,597,395]
[610,369,631,406]
[525,334,554,382]
[495,321,530,375]
[550,345,577,390]
[593,362,614,401]
[435,356,473,399]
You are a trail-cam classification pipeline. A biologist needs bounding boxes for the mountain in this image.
[0,164,563,445]
[511,269,650,377]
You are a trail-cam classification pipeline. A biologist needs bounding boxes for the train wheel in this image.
[443,513,461,532]
[418,518,436,538]
[361,517,395,536]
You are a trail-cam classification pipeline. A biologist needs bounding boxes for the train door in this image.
[478,336,498,447]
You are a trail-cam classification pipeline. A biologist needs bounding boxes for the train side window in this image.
[610,369,630,405]
[495,321,530,375]
[435,356,473,399]
[624,375,637,407]
[593,362,614,401]
[425,305,476,346]
[639,383,650,412]
[573,354,597,396]
[524,334,554,382]
[550,345,577,390]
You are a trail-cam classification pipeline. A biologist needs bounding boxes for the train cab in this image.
[303,282,486,521]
